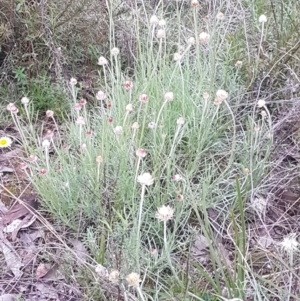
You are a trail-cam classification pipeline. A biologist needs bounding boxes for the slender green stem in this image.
[136,184,146,267]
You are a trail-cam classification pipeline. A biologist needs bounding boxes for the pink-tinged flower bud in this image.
[46,110,54,118]
[7,103,16,111]
[191,0,199,7]
[19,162,28,170]
[74,103,82,111]
[29,154,37,162]
[79,98,87,106]
[124,81,133,90]
[136,148,147,158]
[45,130,53,138]
[235,60,243,68]
[132,122,139,129]
[149,248,157,255]
[40,169,47,175]
[11,107,19,114]
[177,194,184,201]
[76,116,85,125]
[173,174,183,182]
[139,94,148,103]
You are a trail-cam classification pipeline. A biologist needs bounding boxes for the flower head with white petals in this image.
[177,117,185,125]
[114,126,123,135]
[0,137,12,148]
[126,104,133,112]
[157,29,166,39]
[96,91,106,101]
[136,148,147,158]
[199,32,210,44]
[257,99,266,108]
[137,173,154,186]
[126,273,141,287]
[70,77,77,86]
[109,270,120,283]
[158,19,166,27]
[98,56,108,66]
[21,97,30,105]
[279,233,298,253]
[150,15,159,25]
[156,205,174,222]
[259,15,267,23]
[164,92,174,101]
[214,89,228,105]
[139,94,148,103]
[188,37,195,45]
[111,48,120,56]
[46,110,54,118]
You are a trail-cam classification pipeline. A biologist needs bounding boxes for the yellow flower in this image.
[0,137,12,148]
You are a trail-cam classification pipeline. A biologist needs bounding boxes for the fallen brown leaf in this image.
[1,194,39,225]
[0,233,23,278]
[11,215,37,241]
[70,238,89,262]
[35,283,59,299]
[0,294,17,301]
[41,264,65,281]
[36,263,51,280]
[0,148,22,162]
[0,166,14,173]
